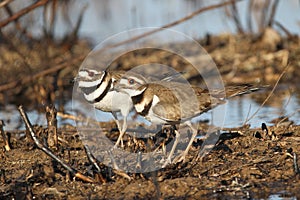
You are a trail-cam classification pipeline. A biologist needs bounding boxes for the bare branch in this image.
[267,0,279,27]
[18,105,94,183]
[0,0,50,28]
[0,0,13,9]
[0,120,11,151]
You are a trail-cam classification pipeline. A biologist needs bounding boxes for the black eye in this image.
[128,79,135,85]
[88,71,95,77]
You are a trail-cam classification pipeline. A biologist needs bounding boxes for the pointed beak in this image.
[73,75,81,83]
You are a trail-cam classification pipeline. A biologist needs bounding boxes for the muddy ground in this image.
[1,32,300,199]
[1,121,300,199]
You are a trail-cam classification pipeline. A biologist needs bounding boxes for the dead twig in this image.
[274,21,294,38]
[46,105,58,149]
[0,0,13,8]
[3,3,22,32]
[243,63,290,125]
[0,120,11,151]
[57,112,101,126]
[84,145,102,173]
[229,0,244,34]
[43,0,58,38]
[276,109,300,127]
[84,145,107,183]
[246,0,253,33]
[267,0,279,27]
[293,153,299,174]
[18,105,94,183]
[0,0,50,28]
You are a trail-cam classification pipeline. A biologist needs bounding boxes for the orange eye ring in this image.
[128,79,135,85]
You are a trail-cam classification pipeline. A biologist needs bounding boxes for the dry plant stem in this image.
[84,145,107,183]
[276,109,300,127]
[94,0,242,57]
[243,63,290,125]
[43,0,58,37]
[0,0,50,28]
[0,169,6,184]
[293,153,299,174]
[3,3,22,32]
[68,4,87,42]
[46,105,58,149]
[113,170,131,181]
[246,0,253,33]
[84,145,101,173]
[275,21,294,38]
[0,120,11,151]
[267,0,279,27]
[0,0,13,8]
[230,0,244,34]
[57,112,100,126]
[260,0,270,32]
[18,105,94,183]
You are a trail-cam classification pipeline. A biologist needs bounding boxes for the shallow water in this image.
[1,91,299,131]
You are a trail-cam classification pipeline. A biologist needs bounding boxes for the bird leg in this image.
[112,112,127,148]
[162,129,180,168]
[174,121,198,163]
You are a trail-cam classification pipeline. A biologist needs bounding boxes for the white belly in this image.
[93,91,133,116]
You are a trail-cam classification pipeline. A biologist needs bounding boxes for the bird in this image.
[116,74,262,166]
[75,68,148,148]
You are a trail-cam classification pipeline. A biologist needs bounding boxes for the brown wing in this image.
[149,82,224,123]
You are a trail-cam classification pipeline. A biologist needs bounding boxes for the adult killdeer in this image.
[76,69,148,148]
[116,75,261,166]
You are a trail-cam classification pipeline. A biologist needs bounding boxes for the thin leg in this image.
[175,121,197,163]
[162,130,180,168]
[112,112,127,148]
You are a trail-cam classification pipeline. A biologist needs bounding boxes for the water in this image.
[21,0,300,45]
[1,91,299,131]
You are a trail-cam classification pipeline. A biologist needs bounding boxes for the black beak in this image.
[72,76,81,83]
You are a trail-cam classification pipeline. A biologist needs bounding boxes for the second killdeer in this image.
[76,69,148,148]
[116,75,261,166]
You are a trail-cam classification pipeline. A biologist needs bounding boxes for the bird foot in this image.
[113,139,124,149]
[162,157,172,168]
[173,152,188,164]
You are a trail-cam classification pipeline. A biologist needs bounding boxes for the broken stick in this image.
[18,105,94,183]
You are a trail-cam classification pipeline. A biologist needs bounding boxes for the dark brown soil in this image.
[1,122,300,199]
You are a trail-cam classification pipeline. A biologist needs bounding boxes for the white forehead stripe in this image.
[78,70,105,88]
[78,71,88,77]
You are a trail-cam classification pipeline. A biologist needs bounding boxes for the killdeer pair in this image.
[77,68,261,166]
[116,75,261,166]
[76,69,148,148]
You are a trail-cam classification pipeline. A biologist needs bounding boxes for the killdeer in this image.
[76,69,148,148]
[116,75,261,166]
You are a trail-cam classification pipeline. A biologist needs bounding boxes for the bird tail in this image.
[211,84,268,99]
